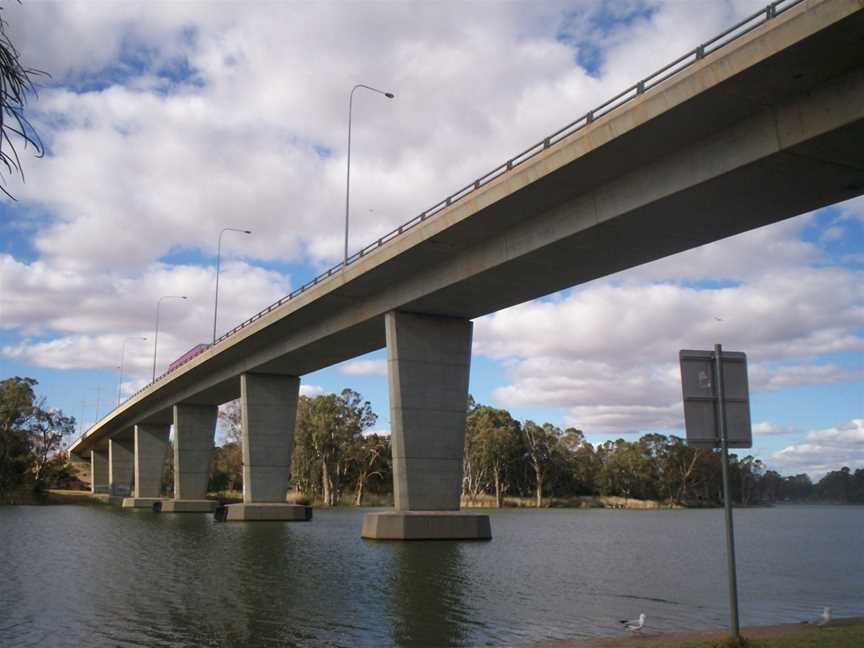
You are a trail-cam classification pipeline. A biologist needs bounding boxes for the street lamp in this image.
[345,83,395,267]
[213,227,252,344]
[118,336,147,406]
[152,295,188,382]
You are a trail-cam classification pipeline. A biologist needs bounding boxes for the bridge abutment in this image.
[123,424,170,509]
[162,404,217,513]
[362,311,490,540]
[108,437,134,497]
[90,448,109,494]
[225,373,310,521]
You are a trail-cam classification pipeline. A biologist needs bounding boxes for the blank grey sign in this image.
[679,350,752,449]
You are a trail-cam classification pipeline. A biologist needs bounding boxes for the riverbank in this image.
[461,494,685,509]
[486,618,864,648]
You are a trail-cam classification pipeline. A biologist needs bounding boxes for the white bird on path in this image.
[801,606,831,627]
[620,613,646,634]
[815,607,832,627]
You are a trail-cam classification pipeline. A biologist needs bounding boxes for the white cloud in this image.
[299,384,325,399]
[0,256,290,379]
[839,195,864,223]
[476,218,864,435]
[752,421,800,436]
[772,419,864,478]
[339,359,387,377]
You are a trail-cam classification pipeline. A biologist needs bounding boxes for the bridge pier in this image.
[108,437,134,497]
[90,448,109,494]
[362,311,491,540]
[122,424,170,509]
[162,404,217,513]
[225,373,310,521]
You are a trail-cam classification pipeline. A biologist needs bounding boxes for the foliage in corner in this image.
[0,3,46,199]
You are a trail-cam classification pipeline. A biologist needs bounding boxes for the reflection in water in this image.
[387,542,468,648]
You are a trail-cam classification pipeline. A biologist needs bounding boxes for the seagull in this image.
[802,606,831,627]
[620,613,646,634]
[816,607,832,627]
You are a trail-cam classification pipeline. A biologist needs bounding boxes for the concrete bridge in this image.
[70,0,864,539]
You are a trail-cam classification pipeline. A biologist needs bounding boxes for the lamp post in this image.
[213,227,252,344]
[118,336,147,406]
[345,83,394,267]
[152,295,188,382]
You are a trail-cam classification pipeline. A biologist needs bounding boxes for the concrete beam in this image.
[173,404,217,501]
[108,437,134,497]
[90,449,109,494]
[133,424,169,498]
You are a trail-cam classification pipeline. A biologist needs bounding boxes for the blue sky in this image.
[0,0,861,478]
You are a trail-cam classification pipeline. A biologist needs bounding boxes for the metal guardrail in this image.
[79,0,805,446]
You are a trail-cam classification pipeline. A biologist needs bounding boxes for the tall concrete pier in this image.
[162,404,218,512]
[362,312,490,540]
[225,373,310,521]
[90,448,109,494]
[122,424,170,509]
[108,438,134,497]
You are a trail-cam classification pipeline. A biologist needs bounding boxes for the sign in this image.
[679,349,752,449]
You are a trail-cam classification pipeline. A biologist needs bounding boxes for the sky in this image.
[0,0,861,480]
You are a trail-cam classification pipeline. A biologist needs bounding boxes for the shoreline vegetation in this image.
[483,618,864,648]
[5,488,859,511]
[4,378,863,509]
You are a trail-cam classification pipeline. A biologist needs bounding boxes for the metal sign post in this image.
[713,343,740,640]
[680,345,751,641]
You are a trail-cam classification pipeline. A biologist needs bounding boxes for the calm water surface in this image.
[0,505,861,647]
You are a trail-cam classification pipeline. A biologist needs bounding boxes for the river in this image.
[0,504,860,647]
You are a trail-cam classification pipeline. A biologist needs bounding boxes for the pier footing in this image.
[362,511,491,540]
[160,499,217,513]
[225,503,312,521]
[122,497,167,509]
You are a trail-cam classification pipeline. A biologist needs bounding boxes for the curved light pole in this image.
[118,336,147,406]
[345,84,395,267]
[152,295,188,382]
[213,227,252,344]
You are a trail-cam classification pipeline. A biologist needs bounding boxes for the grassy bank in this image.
[659,624,864,648]
[493,619,864,648]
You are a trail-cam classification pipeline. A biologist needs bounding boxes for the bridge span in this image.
[70,0,864,538]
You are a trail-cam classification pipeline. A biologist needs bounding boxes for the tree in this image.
[213,400,243,492]
[0,376,38,495]
[292,389,377,506]
[523,421,561,507]
[351,433,390,506]
[465,404,522,507]
[0,7,45,198]
[29,404,75,486]
[0,377,74,497]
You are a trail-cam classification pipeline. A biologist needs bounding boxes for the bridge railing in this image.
[85,0,804,445]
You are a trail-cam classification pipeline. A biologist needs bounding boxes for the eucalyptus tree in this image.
[465,404,522,507]
[523,421,562,507]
